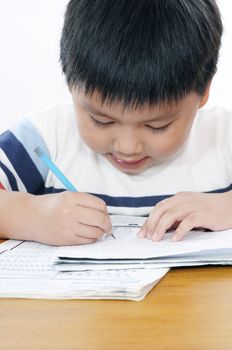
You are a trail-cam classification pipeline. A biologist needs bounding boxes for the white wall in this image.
[208,0,232,110]
[0,0,70,131]
[0,0,231,132]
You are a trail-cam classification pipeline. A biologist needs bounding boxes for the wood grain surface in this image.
[1,239,232,350]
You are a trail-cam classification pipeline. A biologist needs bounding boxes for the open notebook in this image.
[0,239,168,301]
[1,215,232,301]
[0,216,169,301]
[55,215,232,269]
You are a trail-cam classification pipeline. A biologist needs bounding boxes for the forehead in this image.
[74,89,199,121]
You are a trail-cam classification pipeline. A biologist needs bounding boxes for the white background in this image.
[0,0,231,132]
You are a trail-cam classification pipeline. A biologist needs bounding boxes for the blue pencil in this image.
[34,146,115,239]
[34,146,77,191]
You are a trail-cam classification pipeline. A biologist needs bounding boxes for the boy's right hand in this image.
[28,191,112,246]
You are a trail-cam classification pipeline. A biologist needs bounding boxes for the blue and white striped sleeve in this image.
[0,118,50,194]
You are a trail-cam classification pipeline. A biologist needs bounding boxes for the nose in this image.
[113,128,143,156]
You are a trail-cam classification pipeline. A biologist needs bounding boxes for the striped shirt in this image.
[0,103,232,216]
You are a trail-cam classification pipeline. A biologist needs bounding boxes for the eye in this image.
[90,115,114,128]
[145,123,171,134]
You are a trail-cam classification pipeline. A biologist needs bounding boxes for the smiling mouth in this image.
[109,153,149,169]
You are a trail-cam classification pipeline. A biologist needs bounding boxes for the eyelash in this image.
[145,123,171,134]
[90,115,171,134]
[90,116,114,128]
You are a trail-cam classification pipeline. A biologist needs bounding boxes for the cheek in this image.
[78,123,111,153]
[148,126,191,160]
[75,109,110,153]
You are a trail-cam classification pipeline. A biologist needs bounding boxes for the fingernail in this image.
[152,233,159,241]
[172,235,178,242]
[147,231,153,239]
[138,228,146,237]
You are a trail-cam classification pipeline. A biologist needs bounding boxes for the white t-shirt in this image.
[0,103,232,216]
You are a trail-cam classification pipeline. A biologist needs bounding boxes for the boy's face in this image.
[71,89,208,174]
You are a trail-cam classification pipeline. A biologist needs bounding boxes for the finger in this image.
[74,222,105,239]
[75,192,108,214]
[146,197,178,238]
[137,222,148,238]
[61,236,96,246]
[172,214,200,242]
[76,206,112,233]
[72,236,97,245]
[63,191,109,215]
[146,192,195,235]
[151,204,193,241]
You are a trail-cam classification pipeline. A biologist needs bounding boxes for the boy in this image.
[0,0,232,246]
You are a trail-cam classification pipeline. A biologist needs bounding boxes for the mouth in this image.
[108,153,149,169]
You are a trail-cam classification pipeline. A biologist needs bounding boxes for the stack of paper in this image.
[55,215,232,270]
[1,215,232,301]
[0,237,168,301]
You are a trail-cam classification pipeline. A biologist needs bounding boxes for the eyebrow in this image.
[81,101,178,122]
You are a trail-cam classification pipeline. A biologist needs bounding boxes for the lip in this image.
[109,153,149,169]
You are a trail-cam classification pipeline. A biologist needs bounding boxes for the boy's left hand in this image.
[138,191,232,242]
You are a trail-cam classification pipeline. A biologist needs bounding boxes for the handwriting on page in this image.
[58,215,232,260]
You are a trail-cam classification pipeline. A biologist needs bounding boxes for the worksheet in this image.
[57,216,232,260]
[0,239,168,300]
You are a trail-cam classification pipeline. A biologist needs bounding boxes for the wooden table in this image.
[1,248,232,350]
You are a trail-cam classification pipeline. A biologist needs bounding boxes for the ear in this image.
[199,82,212,108]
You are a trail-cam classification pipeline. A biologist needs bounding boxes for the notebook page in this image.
[57,221,232,260]
[0,240,169,300]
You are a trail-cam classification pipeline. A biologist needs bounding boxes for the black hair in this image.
[60,0,223,107]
